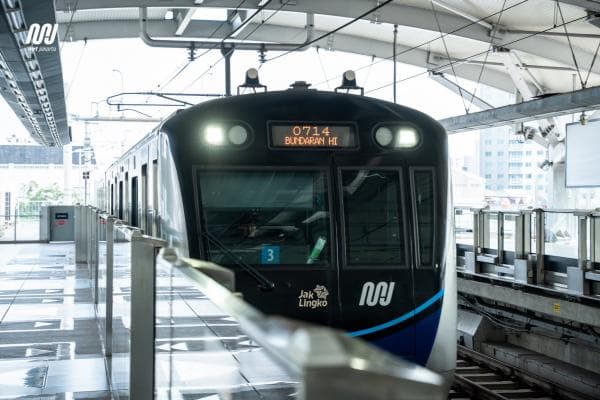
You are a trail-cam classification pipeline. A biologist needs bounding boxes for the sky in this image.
[0,37,485,168]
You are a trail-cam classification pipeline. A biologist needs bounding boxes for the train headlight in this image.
[375,127,394,147]
[374,124,420,149]
[204,126,225,145]
[228,125,249,145]
[395,126,419,148]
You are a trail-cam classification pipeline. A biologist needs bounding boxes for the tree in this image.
[20,181,64,203]
[17,181,64,216]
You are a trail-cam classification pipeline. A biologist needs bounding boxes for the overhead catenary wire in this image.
[583,40,600,88]
[313,0,530,88]
[65,38,87,101]
[430,0,469,114]
[365,12,590,95]
[466,0,508,113]
[264,0,395,63]
[153,0,249,92]
[60,0,80,51]
[556,2,585,88]
[316,47,331,90]
[181,0,289,91]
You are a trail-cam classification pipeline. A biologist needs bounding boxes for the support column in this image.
[221,46,234,97]
[535,209,545,284]
[63,145,72,204]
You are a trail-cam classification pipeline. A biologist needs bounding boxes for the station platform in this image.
[0,243,110,398]
[0,243,295,399]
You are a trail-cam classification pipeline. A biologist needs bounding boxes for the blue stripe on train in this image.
[348,289,444,337]
[347,289,444,366]
[372,308,442,365]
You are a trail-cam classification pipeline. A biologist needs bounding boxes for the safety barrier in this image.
[454,207,600,296]
[76,205,448,400]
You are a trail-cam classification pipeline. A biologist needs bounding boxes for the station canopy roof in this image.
[54,0,600,96]
[5,0,600,146]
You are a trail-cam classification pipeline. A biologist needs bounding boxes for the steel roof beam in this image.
[439,85,600,133]
[556,0,600,13]
[174,8,195,36]
[428,72,494,110]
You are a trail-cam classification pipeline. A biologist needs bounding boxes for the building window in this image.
[484,139,492,145]
[4,192,10,220]
[525,185,532,190]
[537,150,544,155]
[485,184,492,190]
[497,174,504,179]
[525,162,532,167]
[509,162,523,168]
[497,151,504,156]
[509,185,523,189]
[497,140,504,144]
[497,185,504,190]
[485,174,492,179]
[526,174,532,179]
[484,151,492,157]
[525,151,532,156]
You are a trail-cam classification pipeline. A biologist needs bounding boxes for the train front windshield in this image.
[196,170,331,266]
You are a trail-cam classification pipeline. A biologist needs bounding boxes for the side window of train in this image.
[340,169,406,267]
[411,168,435,267]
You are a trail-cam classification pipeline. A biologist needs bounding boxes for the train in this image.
[96,70,456,383]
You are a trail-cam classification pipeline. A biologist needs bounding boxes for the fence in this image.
[0,200,50,242]
[454,206,600,296]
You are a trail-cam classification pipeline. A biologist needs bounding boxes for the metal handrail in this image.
[161,249,448,400]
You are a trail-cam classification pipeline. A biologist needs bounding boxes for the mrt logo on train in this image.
[358,281,396,307]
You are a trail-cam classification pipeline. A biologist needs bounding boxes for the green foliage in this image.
[19,181,64,203]
[17,181,64,217]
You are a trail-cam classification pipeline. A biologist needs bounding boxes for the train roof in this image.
[160,88,446,136]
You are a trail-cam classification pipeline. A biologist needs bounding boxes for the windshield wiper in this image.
[202,230,275,292]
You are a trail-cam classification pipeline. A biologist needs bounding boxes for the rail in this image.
[75,205,448,400]
[452,345,594,400]
[454,206,600,297]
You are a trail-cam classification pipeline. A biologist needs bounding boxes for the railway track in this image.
[449,345,594,400]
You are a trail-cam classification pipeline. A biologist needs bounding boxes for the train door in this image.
[141,164,147,233]
[124,173,129,223]
[131,176,138,227]
[118,180,123,220]
[335,164,416,358]
[152,159,158,236]
[409,167,442,364]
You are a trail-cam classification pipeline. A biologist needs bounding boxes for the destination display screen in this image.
[270,123,357,148]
